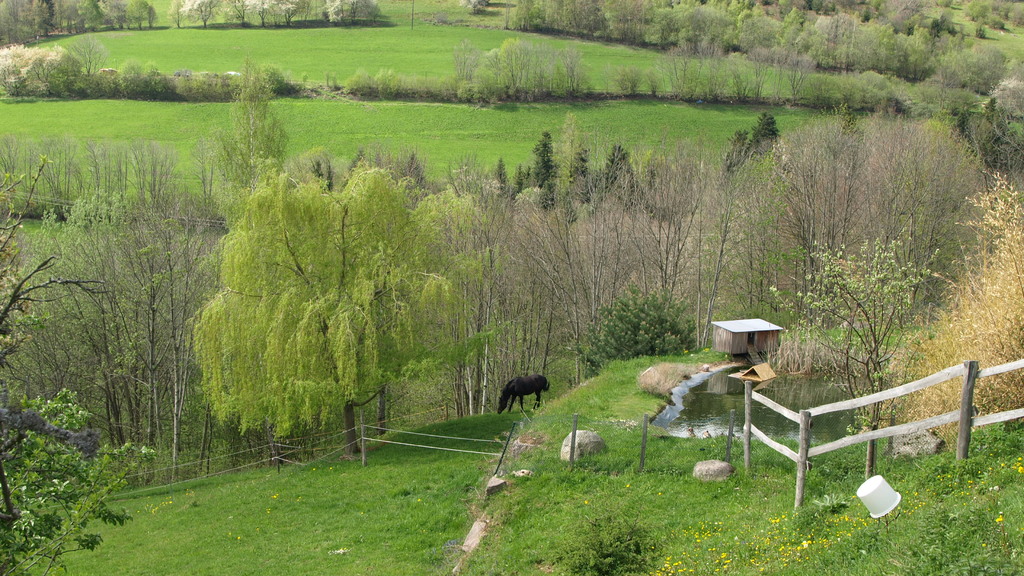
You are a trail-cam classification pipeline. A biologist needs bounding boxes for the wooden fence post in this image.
[569,414,578,470]
[957,360,980,460]
[639,414,648,473]
[726,409,736,464]
[794,410,811,509]
[743,381,752,469]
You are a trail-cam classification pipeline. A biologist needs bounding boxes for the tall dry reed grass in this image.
[768,329,839,375]
[907,175,1024,422]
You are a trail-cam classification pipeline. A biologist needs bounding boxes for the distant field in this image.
[140,0,503,29]
[390,0,513,26]
[0,98,815,172]
[44,25,661,91]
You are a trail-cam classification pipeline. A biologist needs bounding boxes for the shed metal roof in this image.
[711,319,783,333]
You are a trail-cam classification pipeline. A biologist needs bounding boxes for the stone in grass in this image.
[693,460,735,482]
[560,430,606,461]
[461,519,488,552]
[485,476,507,496]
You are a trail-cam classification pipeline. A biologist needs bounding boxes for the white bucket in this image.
[857,475,902,518]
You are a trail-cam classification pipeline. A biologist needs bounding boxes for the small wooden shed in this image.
[711,319,783,355]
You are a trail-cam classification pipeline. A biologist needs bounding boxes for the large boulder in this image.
[560,430,606,461]
[693,460,735,481]
[891,431,946,458]
[637,363,697,396]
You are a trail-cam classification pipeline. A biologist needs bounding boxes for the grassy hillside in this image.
[64,355,1024,575]
[66,414,522,576]
[0,98,814,173]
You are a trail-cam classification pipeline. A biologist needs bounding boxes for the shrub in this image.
[47,53,89,98]
[345,69,377,97]
[262,65,297,96]
[118,60,178,100]
[586,287,696,369]
[645,67,660,96]
[612,65,644,95]
[555,511,660,576]
[434,75,461,100]
[374,69,401,98]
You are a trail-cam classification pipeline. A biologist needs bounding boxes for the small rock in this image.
[693,460,735,482]
[560,430,606,461]
[512,469,533,477]
[485,476,507,496]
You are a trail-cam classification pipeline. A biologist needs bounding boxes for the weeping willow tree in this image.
[194,167,448,454]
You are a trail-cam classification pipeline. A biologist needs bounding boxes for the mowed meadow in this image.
[0,98,814,174]
[43,25,661,88]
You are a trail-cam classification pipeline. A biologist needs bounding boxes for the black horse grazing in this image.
[497,374,550,414]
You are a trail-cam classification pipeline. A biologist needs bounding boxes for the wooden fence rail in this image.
[741,359,1024,509]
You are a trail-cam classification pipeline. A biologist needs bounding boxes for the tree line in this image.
[510,0,1011,85]
[0,0,381,44]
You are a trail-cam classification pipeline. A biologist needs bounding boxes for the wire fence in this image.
[113,396,885,504]
[117,406,453,499]
[112,431,361,502]
[487,408,904,484]
[362,425,504,457]
[487,413,754,479]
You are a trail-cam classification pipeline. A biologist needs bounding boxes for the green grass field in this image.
[44,25,662,90]
[60,354,1024,576]
[1,98,815,172]
[64,415,519,575]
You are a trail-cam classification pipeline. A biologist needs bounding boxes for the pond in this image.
[651,367,855,444]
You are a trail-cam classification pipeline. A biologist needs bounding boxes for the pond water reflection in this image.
[651,368,855,443]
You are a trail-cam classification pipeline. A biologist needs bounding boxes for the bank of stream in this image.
[651,367,855,443]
